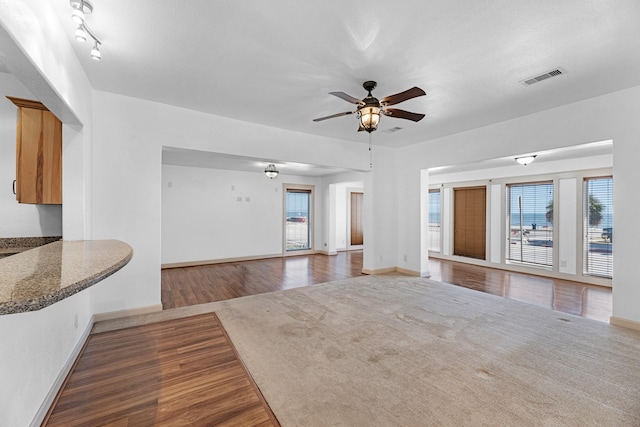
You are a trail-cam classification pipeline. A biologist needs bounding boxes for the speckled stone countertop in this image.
[0,240,133,315]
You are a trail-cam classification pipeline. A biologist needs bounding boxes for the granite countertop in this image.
[0,240,133,315]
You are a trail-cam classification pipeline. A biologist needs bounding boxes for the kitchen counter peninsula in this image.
[0,240,132,315]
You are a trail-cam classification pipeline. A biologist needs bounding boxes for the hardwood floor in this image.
[428,257,612,322]
[44,313,279,427]
[162,251,364,309]
[162,252,611,322]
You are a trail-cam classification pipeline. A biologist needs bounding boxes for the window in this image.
[507,182,554,267]
[285,188,312,251]
[583,177,613,278]
[428,189,441,252]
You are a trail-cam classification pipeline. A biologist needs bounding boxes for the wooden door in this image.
[350,192,364,246]
[454,187,486,259]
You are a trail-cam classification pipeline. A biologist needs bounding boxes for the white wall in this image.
[397,85,640,323]
[0,73,62,238]
[90,90,370,315]
[0,3,94,426]
[320,172,366,255]
[162,164,323,264]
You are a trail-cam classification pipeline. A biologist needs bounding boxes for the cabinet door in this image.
[15,107,62,204]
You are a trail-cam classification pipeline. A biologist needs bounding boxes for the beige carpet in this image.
[210,275,640,426]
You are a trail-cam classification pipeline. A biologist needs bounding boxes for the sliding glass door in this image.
[285,186,313,252]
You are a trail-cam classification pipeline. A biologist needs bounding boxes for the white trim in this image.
[162,253,282,269]
[30,317,94,427]
[610,316,640,331]
[93,304,162,323]
[346,188,364,250]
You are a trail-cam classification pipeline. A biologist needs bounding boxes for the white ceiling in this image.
[49,0,640,151]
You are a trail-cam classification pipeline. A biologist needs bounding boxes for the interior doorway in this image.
[348,190,364,249]
[453,186,486,260]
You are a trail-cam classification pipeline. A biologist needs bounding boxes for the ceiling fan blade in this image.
[380,87,426,106]
[383,108,425,122]
[329,92,365,105]
[312,111,355,122]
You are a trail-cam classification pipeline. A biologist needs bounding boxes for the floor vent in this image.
[383,126,403,133]
[521,67,566,86]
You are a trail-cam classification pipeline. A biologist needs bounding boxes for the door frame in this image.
[283,183,315,256]
[347,188,364,250]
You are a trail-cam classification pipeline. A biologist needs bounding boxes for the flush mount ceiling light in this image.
[69,0,103,61]
[264,164,279,179]
[515,155,537,166]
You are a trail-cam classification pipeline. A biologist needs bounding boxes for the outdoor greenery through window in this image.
[584,177,613,278]
[428,189,441,252]
[507,182,554,267]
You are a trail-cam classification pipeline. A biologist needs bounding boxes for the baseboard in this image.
[315,250,337,256]
[31,317,93,427]
[395,267,422,277]
[610,316,640,331]
[362,267,397,275]
[93,304,163,323]
[162,253,283,269]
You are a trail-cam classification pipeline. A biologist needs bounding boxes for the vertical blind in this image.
[507,182,554,267]
[584,177,613,278]
[428,189,441,252]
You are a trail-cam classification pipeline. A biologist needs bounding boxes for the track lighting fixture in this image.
[69,0,103,60]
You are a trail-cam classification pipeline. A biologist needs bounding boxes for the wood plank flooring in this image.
[162,251,364,309]
[162,252,611,322]
[43,313,279,427]
[428,257,612,322]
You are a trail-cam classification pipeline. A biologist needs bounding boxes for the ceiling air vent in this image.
[382,126,403,134]
[520,67,566,86]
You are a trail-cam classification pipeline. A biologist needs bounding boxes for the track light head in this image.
[90,42,101,60]
[75,25,87,42]
[71,7,85,24]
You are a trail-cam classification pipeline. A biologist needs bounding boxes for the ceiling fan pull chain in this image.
[369,132,373,169]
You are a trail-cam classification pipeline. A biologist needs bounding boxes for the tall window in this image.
[428,189,441,252]
[584,177,613,278]
[507,182,554,268]
[285,188,312,251]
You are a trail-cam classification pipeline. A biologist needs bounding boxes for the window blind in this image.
[506,182,554,267]
[584,177,613,278]
[428,189,441,252]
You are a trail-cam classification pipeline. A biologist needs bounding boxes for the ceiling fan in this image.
[313,81,426,133]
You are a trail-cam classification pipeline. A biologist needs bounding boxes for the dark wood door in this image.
[454,187,486,260]
[350,192,364,246]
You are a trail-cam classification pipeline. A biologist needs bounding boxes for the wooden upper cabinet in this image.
[7,97,62,204]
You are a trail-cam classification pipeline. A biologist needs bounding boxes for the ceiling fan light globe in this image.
[359,106,380,132]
